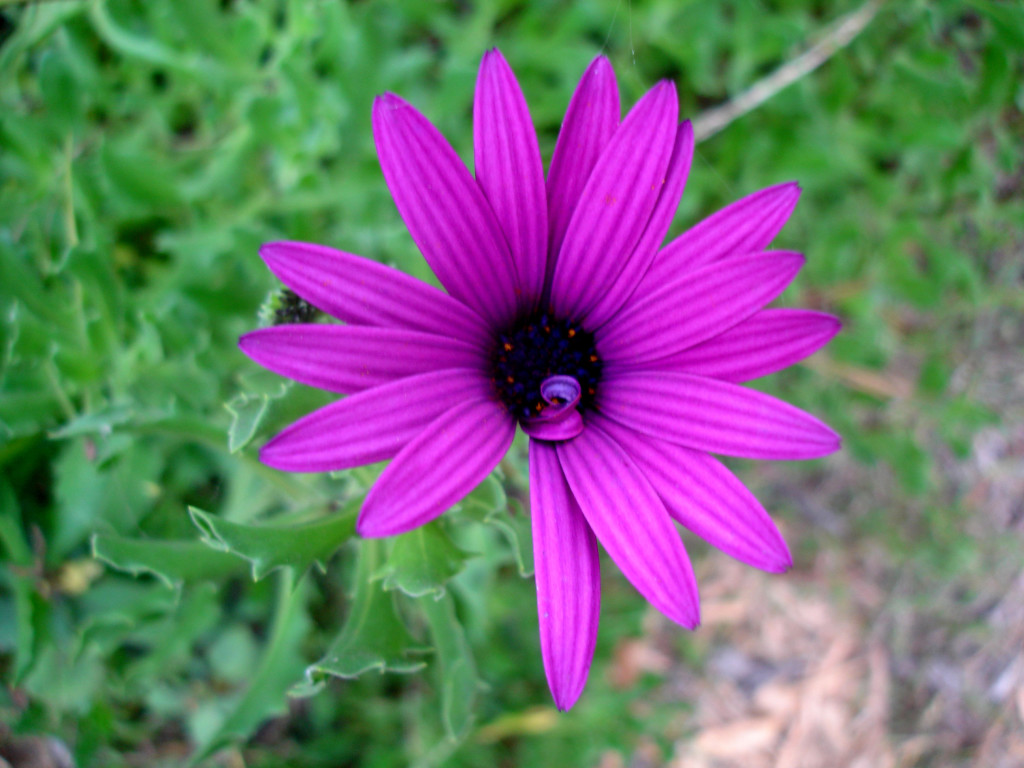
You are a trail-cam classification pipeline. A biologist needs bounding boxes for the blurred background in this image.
[1,0,1022,766]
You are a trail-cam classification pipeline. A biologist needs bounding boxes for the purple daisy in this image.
[240,50,841,711]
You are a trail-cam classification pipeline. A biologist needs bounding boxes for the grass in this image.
[1,0,1022,766]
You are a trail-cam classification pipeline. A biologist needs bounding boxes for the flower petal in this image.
[373,93,521,326]
[239,325,484,394]
[584,120,695,328]
[530,440,601,711]
[259,241,490,348]
[259,369,491,472]
[557,421,700,628]
[599,251,805,366]
[656,309,842,382]
[637,181,801,293]
[475,49,547,308]
[546,56,619,287]
[549,81,678,320]
[592,414,792,572]
[358,397,515,537]
[522,376,585,441]
[522,411,584,441]
[598,370,841,460]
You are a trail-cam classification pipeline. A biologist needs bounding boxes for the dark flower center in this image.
[490,312,602,420]
[271,288,321,325]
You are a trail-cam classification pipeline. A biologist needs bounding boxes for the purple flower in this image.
[240,50,841,710]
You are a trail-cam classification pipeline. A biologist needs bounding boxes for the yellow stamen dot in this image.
[506,375,515,384]
[535,402,543,412]
[503,342,513,352]
[544,325,550,333]
[568,328,576,338]
[589,354,598,363]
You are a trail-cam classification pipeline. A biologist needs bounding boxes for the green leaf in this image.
[460,473,507,517]
[420,593,478,741]
[296,539,426,691]
[123,583,221,684]
[0,479,39,684]
[91,534,247,588]
[87,0,207,75]
[189,572,310,766]
[100,142,184,210]
[53,440,163,560]
[968,0,1024,48]
[492,497,534,578]
[48,404,134,440]
[225,394,269,453]
[458,476,533,577]
[38,50,81,130]
[22,643,105,715]
[376,521,470,599]
[0,1,85,74]
[188,504,357,580]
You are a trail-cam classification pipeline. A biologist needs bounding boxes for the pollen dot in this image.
[490,312,602,421]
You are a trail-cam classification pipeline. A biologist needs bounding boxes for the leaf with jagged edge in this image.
[225,370,290,453]
[91,533,247,588]
[457,474,534,577]
[189,500,358,581]
[420,592,478,741]
[225,394,269,453]
[293,539,426,695]
[375,521,471,599]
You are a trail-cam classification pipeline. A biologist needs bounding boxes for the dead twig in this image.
[692,0,884,143]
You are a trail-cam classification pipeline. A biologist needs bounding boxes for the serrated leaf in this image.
[189,572,310,766]
[297,539,426,689]
[490,497,534,578]
[457,476,533,577]
[227,373,291,452]
[239,368,292,398]
[420,593,478,741]
[376,521,470,599]
[188,504,357,580]
[225,394,270,453]
[460,473,507,518]
[91,534,246,588]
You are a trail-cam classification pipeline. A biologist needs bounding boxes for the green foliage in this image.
[299,539,427,686]
[0,0,1021,765]
[376,521,471,599]
[457,471,534,577]
[188,572,311,766]
[189,503,358,580]
[420,592,479,741]
[91,533,247,588]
